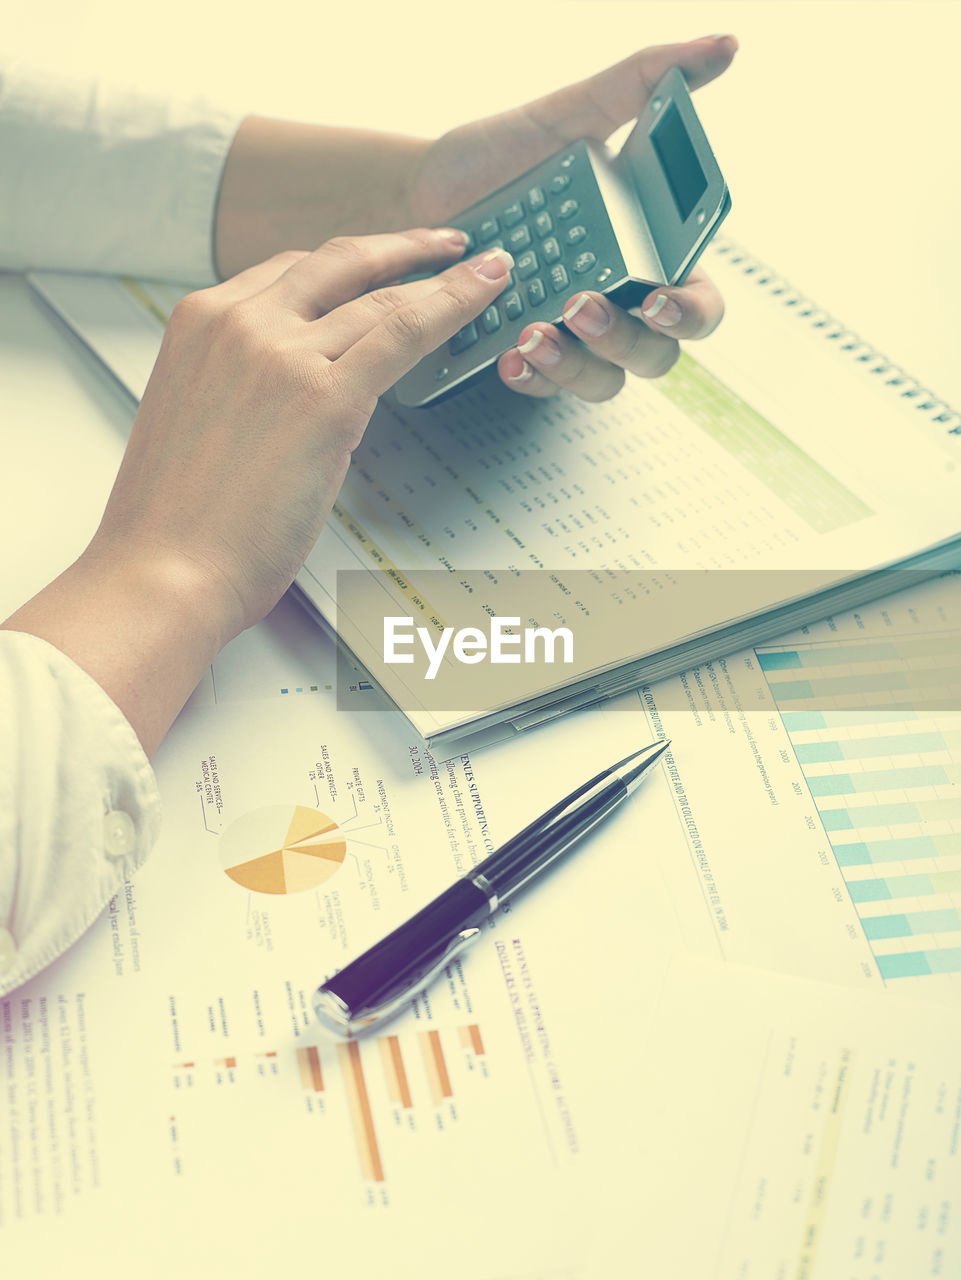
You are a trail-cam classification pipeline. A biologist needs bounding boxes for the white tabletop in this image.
[3,0,959,617]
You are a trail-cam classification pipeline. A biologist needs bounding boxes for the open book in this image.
[29,239,961,750]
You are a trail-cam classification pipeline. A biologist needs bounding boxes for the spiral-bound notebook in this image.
[28,240,961,750]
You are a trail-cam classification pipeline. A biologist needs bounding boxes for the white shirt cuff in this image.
[0,631,162,994]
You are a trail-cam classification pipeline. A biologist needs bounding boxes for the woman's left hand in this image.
[407,34,736,401]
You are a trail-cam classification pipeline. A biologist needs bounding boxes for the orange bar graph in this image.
[296,1046,324,1092]
[419,1029,453,1105]
[338,1042,385,1183]
[458,1024,486,1055]
[378,1035,413,1108]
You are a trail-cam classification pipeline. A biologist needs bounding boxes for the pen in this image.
[312,739,671,1038]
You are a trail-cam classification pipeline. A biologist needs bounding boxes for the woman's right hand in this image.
[97,229,513,638]
[3,230,513,753]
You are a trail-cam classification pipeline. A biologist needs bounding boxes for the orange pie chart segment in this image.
[289,836,348,862]
[224,849,287,894]
[220,804,346,895]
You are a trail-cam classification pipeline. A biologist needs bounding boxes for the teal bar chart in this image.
[757,633,961,987]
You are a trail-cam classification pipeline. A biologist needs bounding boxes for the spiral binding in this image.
[709,238,961,438]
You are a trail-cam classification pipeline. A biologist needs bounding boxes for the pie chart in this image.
[220,804,347,895]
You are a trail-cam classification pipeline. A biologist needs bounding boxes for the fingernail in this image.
[706,33,738,59]
[474,248,514,280]
[563,293,610,337]
[437,227,468,247]
[507,356,534,383]
[517,330,562,367]
[642,293,682,327]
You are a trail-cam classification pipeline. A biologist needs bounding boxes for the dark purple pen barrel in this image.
[321,879,491,1018]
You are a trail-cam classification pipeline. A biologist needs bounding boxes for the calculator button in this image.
[481,305,502,334]
[560,153,577,168]
[503,291,524,321]
[449,322,479,355]
[542,237,561,264]
[533,211,553,238]
[595,267,613,284]
[507,224,532,252]
[502,201,524,227]
[549,174,571,195]
[573,252,597,274]
[527,186,546,212]
[479,217,500,243]
[515,250,539,280]
[557,199,579,220]
[526,278,547,307]
[549,264,570,293]
[565,224,588,245]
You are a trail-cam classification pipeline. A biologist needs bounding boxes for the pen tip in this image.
[608,739,672,791]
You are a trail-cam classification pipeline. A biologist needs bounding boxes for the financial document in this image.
[595,953,961,1278]
[2,574,959,1275]
[639,572,961,1004]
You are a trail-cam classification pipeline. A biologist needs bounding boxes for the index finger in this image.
[264,227,469,319]
[334,250,514,397]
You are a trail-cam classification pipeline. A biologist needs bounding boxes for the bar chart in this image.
[757,632,961,993]
[296,1046,324,1093]
[336,1025,488,1183]
[338,1042,385,1183]
[172,1023,492,1193]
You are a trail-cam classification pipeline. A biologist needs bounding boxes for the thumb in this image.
[513,34,737,151]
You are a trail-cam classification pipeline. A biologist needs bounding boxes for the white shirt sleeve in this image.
[0,60,242,283]
[0,632,162,996]
[0,72,241,990]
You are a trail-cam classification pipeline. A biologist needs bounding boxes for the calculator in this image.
[392,65,730,409]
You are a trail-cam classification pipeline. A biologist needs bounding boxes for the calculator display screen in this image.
[650,102,706,221]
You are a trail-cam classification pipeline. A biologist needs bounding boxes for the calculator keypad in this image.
[448,322,479,355]
[506,224,532,252]
[515,251,539,280]
[400,140,628,405]
[481,305,502,334]
[503,292,524,322]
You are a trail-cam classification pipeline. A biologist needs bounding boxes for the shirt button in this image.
[103,809,136,859]
[0,927,17,976]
